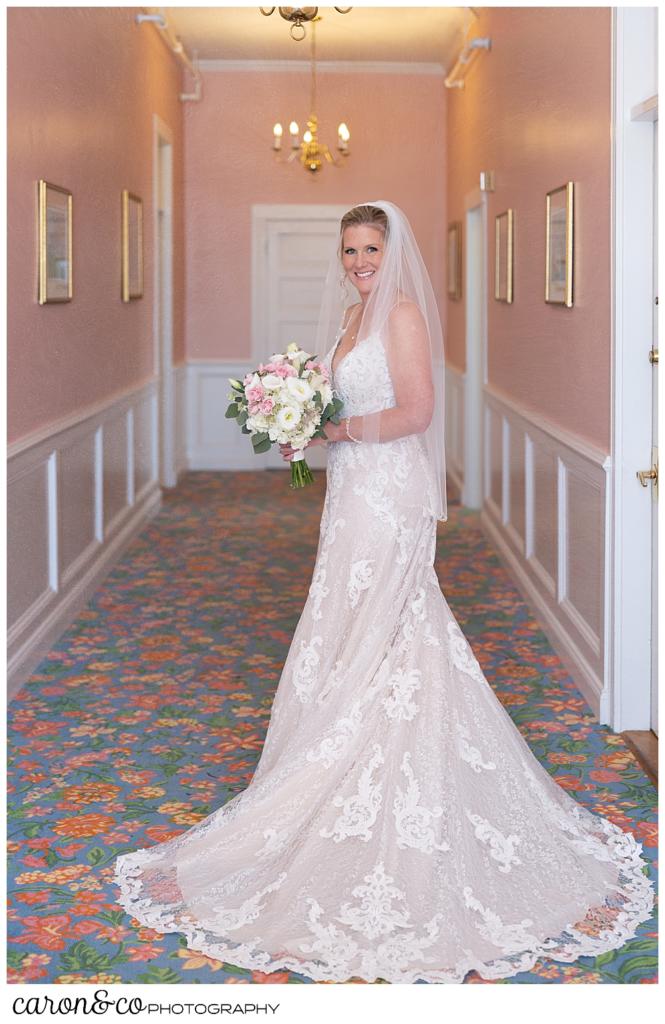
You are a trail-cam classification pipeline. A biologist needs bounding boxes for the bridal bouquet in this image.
[226,343,344,489]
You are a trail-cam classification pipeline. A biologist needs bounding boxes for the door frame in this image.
[463,187,489,508]
[152,113,176,488]
[608,7,658,730]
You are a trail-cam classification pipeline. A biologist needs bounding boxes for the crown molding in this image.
[197,59,446,76]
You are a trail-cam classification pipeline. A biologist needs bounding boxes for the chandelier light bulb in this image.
[273,122,283,150]
[303,129,313,144]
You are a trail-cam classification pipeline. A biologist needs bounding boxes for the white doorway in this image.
[463,190,488,508]
[252,204,350,470]
[649,115,658,736]
[610,7,658,732]
[153,114,176,488]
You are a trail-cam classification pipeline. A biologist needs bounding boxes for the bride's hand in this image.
[279,432,333,462]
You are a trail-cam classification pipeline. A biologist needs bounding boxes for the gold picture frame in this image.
[494,209,514,303]
[121,190,143,302]
[545,181,574,307]
[447,221,462,300]
[38,180,72,304]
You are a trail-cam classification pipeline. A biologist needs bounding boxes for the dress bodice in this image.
[323,328,396,419]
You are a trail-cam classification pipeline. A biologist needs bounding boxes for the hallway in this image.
[7,471,657,985]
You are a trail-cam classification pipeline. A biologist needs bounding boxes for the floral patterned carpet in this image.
[7,471,658,985]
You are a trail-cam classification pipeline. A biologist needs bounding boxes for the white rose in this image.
[276,405,302,431]
[285,377,313,403]
[261,373,284,391]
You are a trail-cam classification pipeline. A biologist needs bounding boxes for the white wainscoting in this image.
[7,380,162,699]
[445,367,611,719]
[174,362,189,482]
[480,386,611,721]
[186,360,286,471]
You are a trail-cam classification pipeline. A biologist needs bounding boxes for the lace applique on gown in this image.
[113,328,655,983]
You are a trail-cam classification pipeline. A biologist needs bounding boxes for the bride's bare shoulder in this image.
[388,299,426,331]
[342,302,362,327]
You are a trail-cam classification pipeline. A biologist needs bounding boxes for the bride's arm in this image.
[337,301,435,444]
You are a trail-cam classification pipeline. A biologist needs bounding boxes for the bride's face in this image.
[341,224,385,298]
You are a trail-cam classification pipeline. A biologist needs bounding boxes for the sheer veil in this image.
[315,199,447,523]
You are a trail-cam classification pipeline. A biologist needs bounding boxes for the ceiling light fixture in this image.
[271,17,350,174]
[259,6,352,42]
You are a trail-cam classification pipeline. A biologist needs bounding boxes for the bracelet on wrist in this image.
[345,417,361,444]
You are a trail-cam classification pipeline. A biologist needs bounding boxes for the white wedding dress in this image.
[114,326,655,983]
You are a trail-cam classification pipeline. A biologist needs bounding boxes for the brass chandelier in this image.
[271,17,350,174]
[260,6,352,42]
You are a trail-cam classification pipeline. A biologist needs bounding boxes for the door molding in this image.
[462,187,488,508]
[609,8,658,730]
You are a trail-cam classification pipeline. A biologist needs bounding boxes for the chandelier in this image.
[260,6,352,42]
[271,17,350,174]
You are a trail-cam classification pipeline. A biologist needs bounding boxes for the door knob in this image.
[637,466,658,487]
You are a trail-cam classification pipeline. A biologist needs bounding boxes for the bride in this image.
[114,200,654,984]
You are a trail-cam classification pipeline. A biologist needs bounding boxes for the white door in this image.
[650,117,658,735]
[253,204,350,470]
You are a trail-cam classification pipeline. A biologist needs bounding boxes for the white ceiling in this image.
[161,6,476,68]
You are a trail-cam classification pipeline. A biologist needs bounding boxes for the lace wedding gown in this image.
[114,327,655,984]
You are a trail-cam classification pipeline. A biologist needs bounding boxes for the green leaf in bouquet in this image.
[252,431,269,445]
[253,438,272,454]
[241,424,251,434]
[225,402,239,418]
[237,409,248,426]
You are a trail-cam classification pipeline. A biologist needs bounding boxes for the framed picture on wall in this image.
[494,209,514,303]
[37,180,72,304]
[447,221,462,300]
[545,181,574,307]
[121,189,143,302]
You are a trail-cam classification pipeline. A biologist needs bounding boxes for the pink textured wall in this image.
[184,70,446,360]
[7,7,186,444]
[446,6,612,450]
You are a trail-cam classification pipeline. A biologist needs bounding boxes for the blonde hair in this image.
[339,204,389,251]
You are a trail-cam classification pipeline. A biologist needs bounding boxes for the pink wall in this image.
[7,7,186,444]
[446,6,612,450]
[184,69,446,360]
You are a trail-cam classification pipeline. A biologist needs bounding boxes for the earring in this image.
[339,271,349,299]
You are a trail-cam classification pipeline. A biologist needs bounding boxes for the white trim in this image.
[7,379,157,462]
[609,7,658,731]
[47,452,59,593]
[462,195,487,509]
[153,112,176,489]
[198,59,446,76]
[484,384,610,469]
[630,94,658,122]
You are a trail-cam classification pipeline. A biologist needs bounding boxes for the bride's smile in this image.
[341,224,384,298]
